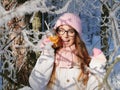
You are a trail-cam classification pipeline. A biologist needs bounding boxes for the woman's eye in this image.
[69,30,75,33]
[61,30,64,33]
[59,29,64,33]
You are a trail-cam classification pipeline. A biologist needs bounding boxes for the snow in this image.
[0,0,120,90]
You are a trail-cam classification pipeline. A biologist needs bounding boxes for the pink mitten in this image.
[40,38,51,49]
[92,48,102,57]
[39,37,54,55]
[90,48,107,71]
[91,48,107,65]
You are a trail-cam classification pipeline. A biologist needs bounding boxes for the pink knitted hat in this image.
[54,13,82,36]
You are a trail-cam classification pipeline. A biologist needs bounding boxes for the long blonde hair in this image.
[47,31,91,88]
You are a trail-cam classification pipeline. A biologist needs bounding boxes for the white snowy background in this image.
[0,0,120,90]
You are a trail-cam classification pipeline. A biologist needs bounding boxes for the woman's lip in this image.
[63,40,70,44]
[63,40,70,42]
[63,41,69,43]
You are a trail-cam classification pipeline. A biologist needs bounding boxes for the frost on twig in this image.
[0,0,72,26]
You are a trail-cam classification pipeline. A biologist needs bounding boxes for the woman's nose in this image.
[63,31,69,37]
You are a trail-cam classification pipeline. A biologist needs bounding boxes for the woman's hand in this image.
[39,36,54,56]
[90,48,107,73]
[40,37,52,50]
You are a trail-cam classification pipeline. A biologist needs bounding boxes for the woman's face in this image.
[57,25,76,47]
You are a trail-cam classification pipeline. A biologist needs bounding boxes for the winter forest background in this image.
[0,0,120,90]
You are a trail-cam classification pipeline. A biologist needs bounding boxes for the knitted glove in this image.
[90,48,107,73]
[39,36,54,56]
[40,37,53,50]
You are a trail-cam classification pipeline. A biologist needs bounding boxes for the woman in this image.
[29,13,106,90]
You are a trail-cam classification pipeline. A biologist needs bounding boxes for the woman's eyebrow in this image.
[58,28,64,30]
[59,28,73,30]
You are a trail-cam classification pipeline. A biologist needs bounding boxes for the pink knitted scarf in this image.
[55,44,78,68]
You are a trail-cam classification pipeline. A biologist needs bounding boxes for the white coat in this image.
[19,47,107,90]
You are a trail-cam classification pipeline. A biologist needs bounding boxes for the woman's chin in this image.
[63,43,72,47]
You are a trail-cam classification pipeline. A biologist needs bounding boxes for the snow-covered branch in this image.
[0,0,72,26]
[104,55,120,90]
